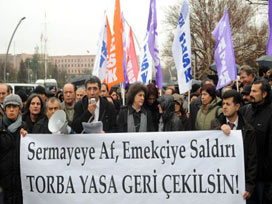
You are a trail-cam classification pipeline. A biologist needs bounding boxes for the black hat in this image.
[191,84,200,93]
[242,85,252,95]
[17,90,28,102]
[34,86,46,95]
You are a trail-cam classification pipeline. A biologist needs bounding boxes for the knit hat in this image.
[3,94,23,109]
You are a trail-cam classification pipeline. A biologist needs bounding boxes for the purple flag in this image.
[267,0,272,55]
[212,10,237,90]
[138,0,163,89]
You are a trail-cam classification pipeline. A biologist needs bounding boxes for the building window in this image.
[88,64,90,67]
[68,64,70,67]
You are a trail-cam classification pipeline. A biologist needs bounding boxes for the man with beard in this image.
[241,85,252,105]
[212,90,257,201]
[0,94,24,204]
[259,66,270,81]
[241,80,272,204]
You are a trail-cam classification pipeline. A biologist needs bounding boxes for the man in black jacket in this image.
[211,90,257,202]
[0,94,24,204]
[241,80,272,204]
[72,76,117,133]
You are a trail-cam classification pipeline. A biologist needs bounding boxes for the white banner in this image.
[20,131,245,204]
[172,0,193,94]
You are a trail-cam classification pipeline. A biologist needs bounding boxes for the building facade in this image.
[0,53,95,76]
[48,55,95,75]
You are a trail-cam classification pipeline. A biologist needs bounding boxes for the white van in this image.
[8,83,38,96]
[35,79,58,90]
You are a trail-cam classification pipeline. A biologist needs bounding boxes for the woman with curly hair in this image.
[117,82,154,132]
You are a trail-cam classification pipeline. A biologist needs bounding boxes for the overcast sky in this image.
[0,0,178,56]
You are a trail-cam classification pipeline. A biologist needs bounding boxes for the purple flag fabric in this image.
[148,0,163,89]
[267,0,272,55]
[212,10,237,90]
[138,0,162,89]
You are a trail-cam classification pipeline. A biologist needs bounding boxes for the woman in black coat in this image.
[22,93,45,133]
[117,82,154,132]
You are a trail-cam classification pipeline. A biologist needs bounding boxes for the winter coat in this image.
[22,114,45,133]
[32,116,51,134]
[72,96,117,133]
[241,103,272,182]
[0,120,23,204]
[188,96,201,130]
[195,97,222,130]
[144,100,160,131]
[60,102,74,127]
[117,105,155,132]
[211,113,257,193]
[158,95,184,131]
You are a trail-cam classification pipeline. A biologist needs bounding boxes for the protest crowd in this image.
[0,66,272,203]
[1,0,272,201]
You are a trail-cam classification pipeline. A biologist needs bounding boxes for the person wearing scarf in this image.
[0,94,24,204]
[117,82,154,132]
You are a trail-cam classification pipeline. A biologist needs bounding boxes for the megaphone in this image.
[48,110,71,134]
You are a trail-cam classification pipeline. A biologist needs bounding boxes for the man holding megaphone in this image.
[72,76,117,133]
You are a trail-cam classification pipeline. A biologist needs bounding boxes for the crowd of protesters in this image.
[0,65,272,204]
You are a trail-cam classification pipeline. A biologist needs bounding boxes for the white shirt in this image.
[94,98,100,121]
[226,117,238,130]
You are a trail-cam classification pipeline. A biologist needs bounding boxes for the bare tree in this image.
[162,0,269,80]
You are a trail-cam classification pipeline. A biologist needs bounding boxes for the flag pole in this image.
[187,90,191,114]
[121,83,125,105]
[123,17,141,52]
